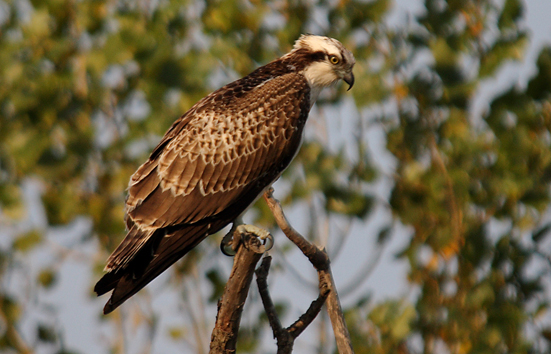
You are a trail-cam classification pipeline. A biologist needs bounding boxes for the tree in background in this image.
[0,0,550,353]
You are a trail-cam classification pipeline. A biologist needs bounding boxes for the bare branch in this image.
[209,232,264,354]
[319,269,354,354]
[255,256,283,334]
[263,188,355,354]
[209,188,355,353]
[263,189,328,270]
[287,274,330,339]
[255,256,293,354]
[255,255,329,354]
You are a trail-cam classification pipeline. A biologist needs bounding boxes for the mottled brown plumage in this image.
[95,35,355,314]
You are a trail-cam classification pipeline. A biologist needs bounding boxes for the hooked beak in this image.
[343,72,354,91]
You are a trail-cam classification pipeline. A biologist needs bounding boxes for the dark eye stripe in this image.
[339,50,347,64]
[310,51,325,61]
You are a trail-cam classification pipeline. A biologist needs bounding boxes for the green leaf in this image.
[206,269,226,303]
[1,295,22,323]
[13,230,43,253]
[498,0,523,30]
[324,186,373,218]
[168,326,186,340]
[527,47,551,99]
[368,300,415,341]
[479,35,527,78]
[37,268,57,288]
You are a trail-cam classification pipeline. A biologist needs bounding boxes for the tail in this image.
[94,223,213,314]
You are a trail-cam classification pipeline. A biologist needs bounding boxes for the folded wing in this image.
[94,73,311,313]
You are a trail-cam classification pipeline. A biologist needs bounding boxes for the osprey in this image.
[95,34,355,314]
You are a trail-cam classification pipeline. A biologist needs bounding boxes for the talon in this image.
[221,224,240,257]
[220,240,237,256]
[262,233,274,252]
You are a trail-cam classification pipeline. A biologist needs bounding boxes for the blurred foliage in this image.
[385,0,551,353]
[346,299,414,354]
[0,0,550,353]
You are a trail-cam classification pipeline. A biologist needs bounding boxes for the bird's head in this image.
[291,34,355,91]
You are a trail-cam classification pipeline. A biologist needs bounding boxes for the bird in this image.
[94,34,355,314]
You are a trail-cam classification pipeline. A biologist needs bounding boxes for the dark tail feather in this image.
[96,224,214,314]
[94,227,164,299]
[94,271,122,296]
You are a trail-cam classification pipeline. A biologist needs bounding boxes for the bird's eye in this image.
[329,55,340,65]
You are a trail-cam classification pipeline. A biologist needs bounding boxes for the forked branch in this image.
[209,188,354,353]
[209,232,264,353]
[263,188,355,354]
[255,255,330,354]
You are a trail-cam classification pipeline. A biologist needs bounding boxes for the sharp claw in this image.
[262,234,274,252]
[220,241,237,256]
[220,224,240,257]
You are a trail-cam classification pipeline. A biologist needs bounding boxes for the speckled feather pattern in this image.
[158,74,308,197]
[94,35,355,313]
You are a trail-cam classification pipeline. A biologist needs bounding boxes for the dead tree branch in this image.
[209,232,265,354]
[255,255,330,354]
[263,188,355,354]
[209,187,355,353]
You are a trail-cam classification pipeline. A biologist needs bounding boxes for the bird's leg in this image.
[220,218,274,256]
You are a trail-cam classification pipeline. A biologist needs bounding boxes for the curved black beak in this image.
[344,72,354,91]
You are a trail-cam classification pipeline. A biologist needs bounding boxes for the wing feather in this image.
[96,72,312,313]
[157,147,183,186]
[197,161,216,191]
[239,149,258,185]
[176,149,200,194]
[204,160,225,193]
[126,166,160,211]
[129,185,171,227]
[130,159,158,186]
[162,156,189,192]
[186,155,207,194]
[249,137,269,177]
[102,225,154,272]
[221,158,242,191]
[100,223,212,313]
[212,156,236,192]
[230,149,250,186]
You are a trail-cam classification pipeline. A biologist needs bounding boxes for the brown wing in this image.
[94,73,311,313]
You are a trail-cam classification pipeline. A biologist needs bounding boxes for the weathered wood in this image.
[264,188,355,354]
[209,233,264,354]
